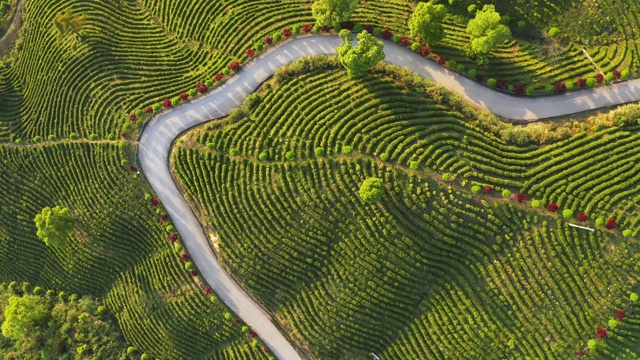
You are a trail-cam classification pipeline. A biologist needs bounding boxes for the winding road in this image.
[138,35,640,360]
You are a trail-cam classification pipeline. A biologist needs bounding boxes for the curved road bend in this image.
[139,35,640,359]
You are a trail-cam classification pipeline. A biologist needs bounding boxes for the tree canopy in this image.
[312,0,357,26]
[336,29,385,78]
[359,177,384,203]
[465,5,511,65]
[1,295,49,340]
[53,9,86,38]
[34,206,75,248]
[408,1,447,45]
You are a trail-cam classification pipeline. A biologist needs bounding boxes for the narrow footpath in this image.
[138,35,640,360]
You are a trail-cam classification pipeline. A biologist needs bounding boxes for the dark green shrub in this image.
[517,20,525,29]
[526,86,535,96]
[468,4,477,13]
[107,134,116,141]
[500,15,510,25]
[502,189,511,198]
[127,347,136,355]
[548,27,560,37]
[353,24,363,33]
[621,69,630,79]
[467,68,477,78]
[48,135,56,141]
[409,161,419,170]
[545,84,555,93]
[205,80,214,87]
[314,147,325,156]
[230,148,240,156]
[342,145,353,154]
[185,262,194,270]
[222,68,230,76]
[605,72,615,82]
[22,282,31,293]
[487,78,497,88]
[285,151,295,160]
[33,286,44,295]
[587,77,596,87]
[134,109,145,117]
[333,24,341,32]
[171,97,180,106]
[206,143,215,150]
[411,42,421,52]
[152,103,162,112]
[166,225,175,232]
[373,27,382,37]
[312,24,321,33]
[456,64,465,73]
[254,42,264,51]
[33,136,42,142]
[566,81,575,90]
[121,159,129,167]
[272,32,282,42]
[292,24,301,34]
[380,153,389,161]
[258,152,268,160]
[447,59,457,69]
[471,185,481,193]
[392,34,401,43]
[188,89,198,97]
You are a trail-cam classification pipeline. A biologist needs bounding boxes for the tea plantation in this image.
[1,0,638,141]
[2,0,640,359]
[0,141,268,359]
[173,62,640,358]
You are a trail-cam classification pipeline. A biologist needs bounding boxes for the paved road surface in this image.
[139,35,640,360]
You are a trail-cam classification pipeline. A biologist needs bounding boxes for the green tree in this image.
[34,206,75,248]
[466,5,511,65]
[359,177,384,203]
[312,0,357,26]
[336,29,385,78]
[1,295,50,340]
[408,1,447,45]
[53,9,86,38]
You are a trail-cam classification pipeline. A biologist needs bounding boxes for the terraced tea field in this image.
[173,64,640,359]
[0,141,267,359]
[1,0,638,142]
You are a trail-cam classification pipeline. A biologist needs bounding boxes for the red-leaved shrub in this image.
[301,24,313,33]
[181,253,189,262]
[163,98,172,108]
[190,270,198,277]
[616,310,625,320]
[496,80,507,90]
[597,327,607,339]
[577,350,584,357]
[515,193,528,203]
[576,212,587,222]
[554,82,566,94]
[180,92,188,101]
[196,83,208,93]
[577,78,586,87]
[150,197,159,207]
[515,84,525,96]
[234,317,241,324]
[229,61,240,72]
[321,25,331,33]
[596,73,604,84]
[613,69,621,79]
[246,48,255,57]
[263,347,270,354]
[282,28,292,37]
[214,73,224,82]
[484,185,493,194]
[145,106,153,113]
[263,36,273,45]
[204,286,212,294]
[159,214,169,222]
[437,55,446,65]
[168,233,178,243]
[129,114,137,121]
[363,25,373,33]
[250,330,258,338]
[121,131,127,137]
[420,46,430,57]
[129,165,138,172]
[605,217,617,229]
[400,36,410,46]
[547,202,559,212]
[381,29,393,40]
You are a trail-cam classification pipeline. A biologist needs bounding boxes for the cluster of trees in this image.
[0,283,128,359]
[314,0,512,67]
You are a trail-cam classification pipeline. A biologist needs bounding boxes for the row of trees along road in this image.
[313,0,511,68]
